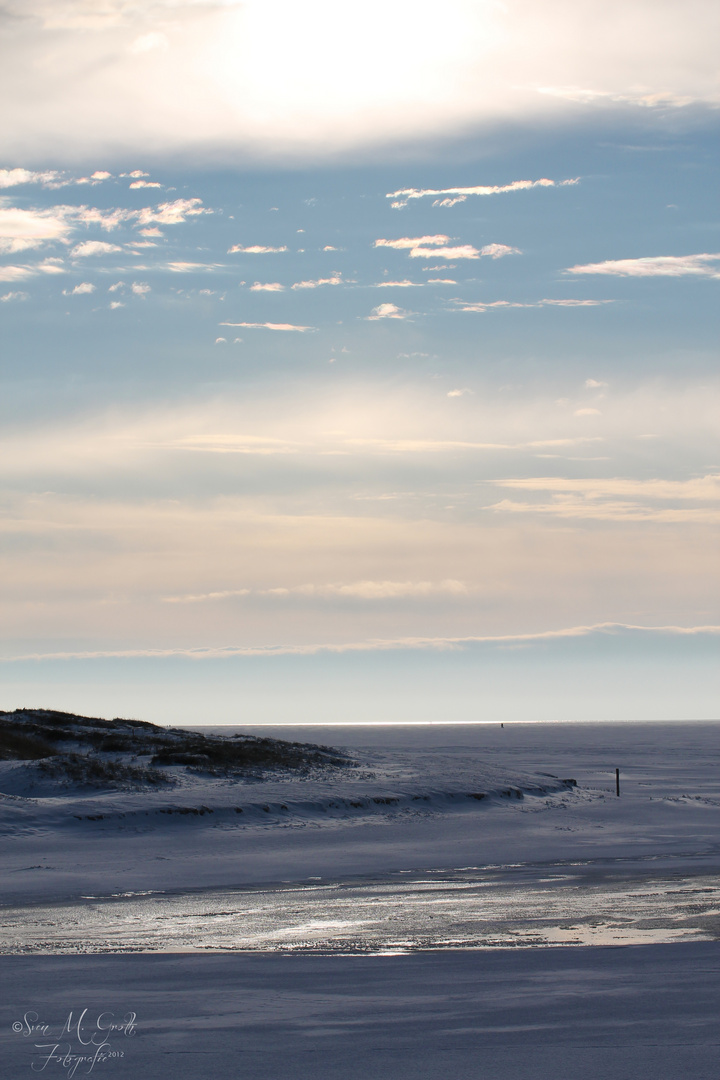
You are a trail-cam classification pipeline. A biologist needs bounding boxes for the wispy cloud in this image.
[371,280,420,287]
[163,588,252,604]
[410,245,480,260]
[388,178,578,208]
[488,498,720,523]
[0,290,29,301]
[565,253,720,278]
[375,236,450,250]
[451,298,614,312]
[228,244,288,254]
[154,434,299,455]
[5,622,719,663]
[494,475,720,501]
[343,436,603,453]
[487,473,720,522]
[0,168,113,189]
[537,86,698,108]
[250,281,284,291]
[163,261,223,272]
[291,275,342,289]
[164,579,469,603]
[375,236,517,261]
[219,321,316,332]
[71,240,123,257]
[0,260,65,281]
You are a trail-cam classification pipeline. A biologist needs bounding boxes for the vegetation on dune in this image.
[0,708,353,789]
[36,753,172,788]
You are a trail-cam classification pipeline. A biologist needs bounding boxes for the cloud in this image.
[71,240,124,257]
[388,178,578,208]
[0,197,208,259]
[480,243,521,259]
[585,378,608,388]
[494,475,720,501]
[366,303,412,320]
[129,180,163,189]
[134,198,209,226]
[410,245,479,260]
[291,275,342,289]
[486,473,720,522]
[0,168,61,188]
[250,281,284,291]
[447,388,473,397]
[0,167,113,189]
[374,235,482,260]
[228,244,288,254]
[164,579,469,603]
[272,579,469,600]
[219,321,316,331]
[163,589,252,604]
[163,261,223,272]
[0,290,29,301]
[574,407,601,416]
[6,622,719,663]
[63,282,95,295]
[537,86,699,108]
[150,433,299,455]
[488,498,720,523]
[109,300,125,309]
[0,206,75,252]
[131,281,151,295]
[372,280,422,287]
[565,253,720,278]
[451,298,614,311]
[375,236,450,250]
[0,260,65,281]
[1,3,717,162]
[343,435,604,453]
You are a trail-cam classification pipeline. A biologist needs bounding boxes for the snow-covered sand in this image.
[3,721,720,1078]
[2,721,719,907]
[3,946,720,1080]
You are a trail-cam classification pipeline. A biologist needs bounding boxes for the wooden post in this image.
[615,768,620,797]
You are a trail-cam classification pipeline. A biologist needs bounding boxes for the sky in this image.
[1,0,718,724]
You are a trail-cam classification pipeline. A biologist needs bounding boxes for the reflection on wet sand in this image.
[3,862,720,954]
